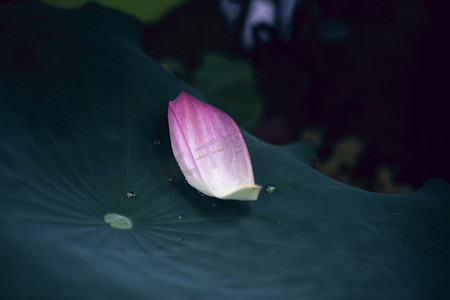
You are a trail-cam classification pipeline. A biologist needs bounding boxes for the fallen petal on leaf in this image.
[168,91,261,200]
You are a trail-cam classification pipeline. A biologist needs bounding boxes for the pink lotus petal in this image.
[168,91,261,200]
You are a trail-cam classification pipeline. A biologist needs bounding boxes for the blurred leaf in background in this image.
[192,52,264,130]
[158,56,189,81]
[41,0,187,23]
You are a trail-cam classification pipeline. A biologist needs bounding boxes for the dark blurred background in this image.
[13,0,450,192]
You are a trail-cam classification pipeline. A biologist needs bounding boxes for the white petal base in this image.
[219,185,262,201]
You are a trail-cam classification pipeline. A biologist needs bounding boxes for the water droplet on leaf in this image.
[124,191,136,199]
[265,185,277,194]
